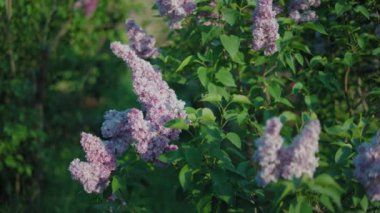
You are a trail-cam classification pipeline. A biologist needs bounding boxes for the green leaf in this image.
[294,53,304,66]
[231,94,252,105]
[111,176,120,192]
[372,48,380,56]
[226,132,241,149]
[164,118,189,130]
[215,67,236,87]
[200,108,216,124]
[221,8,238,26]
[320,195,335,212]
[335,2,351,16]
[355,6,370,19]
[179,164,192,190]
[303,22,328,35]
[280,111,298,123]
[334,147,351,164]
[220,34,240,59]
[197,67,209,87]
[176,56,193,72]
[360,196,368,212]
[286,53,296,73]
[201,94,222,103]
[343,52,353,67]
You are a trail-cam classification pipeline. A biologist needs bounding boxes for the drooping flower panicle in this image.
[288,0,320,23]
[110,41,186,161]
[280,120,320,179]
[126,19,159,59]
[252,0,280,55]
[156,0,196,29]
[353,132,380,201]
[253,118,283,187]
[254,118,321,187]
[70,40,187,193]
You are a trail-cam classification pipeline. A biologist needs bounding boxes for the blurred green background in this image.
[0,0,192,212]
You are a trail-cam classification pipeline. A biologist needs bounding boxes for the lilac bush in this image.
[64,0,380,211]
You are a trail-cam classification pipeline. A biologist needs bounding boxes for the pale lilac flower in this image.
[110,41,186,161]
[69,133,118,193]
[74,0,98,17]
[69,159,112,193]
[288,0,320,23]
[126,20,159,59]
[156,0,196,29]
[353,132,380,201]
[252,0,280,55]
[254,118,321,187]
[280,120,320,180]
[254,118,283,186]
[80,132,117,170]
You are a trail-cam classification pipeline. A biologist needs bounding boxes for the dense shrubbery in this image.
[2,0,380,212]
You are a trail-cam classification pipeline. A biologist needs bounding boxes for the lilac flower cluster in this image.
[69,133,117,193]
[126,20,159,59]
[288,0,320,23]
[252,0,280,55]
[156,0,196,29]
[110,41,186,161]
[254,117,321,187]
[74,0,98,17]
[254,118,284,186]
[69,40,186,193]
[353,132,380,201]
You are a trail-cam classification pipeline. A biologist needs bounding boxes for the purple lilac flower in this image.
[280,120,320,180]
[254,118,284,187]
[69,133,117,193]
[126,20,159,59]
[69,159,112,193]
[69,40,187,193]
[353,132,380,201]
[288,0,320,23]
[110,41,186,161]
[252,0,280,55]
[156,0,196,29]
[254,118,321,187]
[74,0,98,17]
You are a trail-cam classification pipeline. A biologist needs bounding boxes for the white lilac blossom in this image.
[69,133,117,193]
[254,118,321,187]
[353,132,380,201]
[74,0,98,17]
[288,0,320,23]
[126,20,159,59]
[252,0,280,55]
[253,118,283,187]
[110,41,186,161]
[156,0,196,29]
